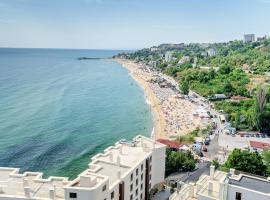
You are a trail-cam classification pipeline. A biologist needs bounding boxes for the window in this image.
[140,193,143,200]
[149,175,151,180]
[141,164,143,171]
[136,179,138,186]
[140,183,143,190]
[149,156,152,162]
[130,184,133,191]
[130,194,133,200]
[136,189,138,196]
[111,191,114,199]
[102,185,106,191]
[235,192,242,200]
[69,193,77,198]
[130,173,133,181]
[136,168,139,176]
[149,165,152,171]
[141,173,143,181]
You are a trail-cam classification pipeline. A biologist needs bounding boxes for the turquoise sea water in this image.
[0,48,153,179]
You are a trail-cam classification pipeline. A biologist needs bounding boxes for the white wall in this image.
[227,185,270,200]
[151,146,166,186]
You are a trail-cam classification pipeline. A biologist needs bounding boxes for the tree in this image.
[254,86,268,132]
[223,81,233,94]
[180,80,190,95]
[218,65,232,75]
[262,150,270,176]
[224,149,267,176]
[165,149,196,176]
[212,158,220,169]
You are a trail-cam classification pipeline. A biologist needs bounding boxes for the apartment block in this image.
[244,34,255,43]
[0,135,166,200]
[170,166,270,200]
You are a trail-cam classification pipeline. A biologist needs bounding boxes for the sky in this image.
[0,0,270,49]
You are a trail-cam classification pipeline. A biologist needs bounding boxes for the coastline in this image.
[115,58,166,139]
[115,58,210,140]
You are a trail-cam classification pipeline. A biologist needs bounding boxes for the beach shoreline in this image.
[115,58,210,140]
[115,58,166,139]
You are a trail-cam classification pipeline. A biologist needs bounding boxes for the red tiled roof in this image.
[249,141,270,149]
[156,139,182,149]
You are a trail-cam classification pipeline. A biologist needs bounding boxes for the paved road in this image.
[166,161,211,184]
[151,189,171,200]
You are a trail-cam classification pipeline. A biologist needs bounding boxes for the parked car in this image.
[202,146,208,152]
[240,133,244,137]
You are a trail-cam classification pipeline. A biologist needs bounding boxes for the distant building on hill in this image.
[150,47,158,52]
[178,56,190,65]
[244,34,255,42]
[257,35,267,42]
[165,51,173,62]
[206,48,217,57]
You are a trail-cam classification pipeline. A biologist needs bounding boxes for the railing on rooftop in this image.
[234,170,269,180]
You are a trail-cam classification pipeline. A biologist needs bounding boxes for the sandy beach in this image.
[115,58,210,140]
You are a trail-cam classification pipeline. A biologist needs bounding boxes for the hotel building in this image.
[244,34,255,43]
[0,135,166,200]
[170,166,270,200]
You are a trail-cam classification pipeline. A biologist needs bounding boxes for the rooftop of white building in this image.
[0,135,165,199]
[68,135,165,189]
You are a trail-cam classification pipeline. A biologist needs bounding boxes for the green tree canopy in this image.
[224,149,267,176]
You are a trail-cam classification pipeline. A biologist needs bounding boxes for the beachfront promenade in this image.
[116,59,211,140]
[0,135,166,200]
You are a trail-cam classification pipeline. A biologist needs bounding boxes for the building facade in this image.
[170,166,270,200]
[244,34,255,43]
[165,51,173,62]
[0,135,166,200]
[206,48,217,57]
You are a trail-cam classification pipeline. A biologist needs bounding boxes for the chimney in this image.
[80,176,97,187]
[117,156,121,166]
[119,145,123,155]
[109,153,113,162]
[24,187,31,198]
[229,168,235,176]
[117,169,121,179]
[208,181,213,195]
[49,187,55,200]
[152,141,156,149]
[23,178,29,187]
[210,165,215,180]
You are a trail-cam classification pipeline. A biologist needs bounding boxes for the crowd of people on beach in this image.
[133,62,210,138]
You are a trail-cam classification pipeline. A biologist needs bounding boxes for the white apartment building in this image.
[170,166,270,200]
[165,51,173,62]
[206,48,217,57]
[244,34,255,43]
[0,135,166,200]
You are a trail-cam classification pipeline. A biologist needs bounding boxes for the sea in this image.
[0,48,153,179]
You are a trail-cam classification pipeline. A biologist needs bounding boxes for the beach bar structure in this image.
[0,135,166,200]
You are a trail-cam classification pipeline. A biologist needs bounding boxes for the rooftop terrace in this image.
[0,135,165,199]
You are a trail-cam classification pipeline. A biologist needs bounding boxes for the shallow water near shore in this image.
[0,48,153,179]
